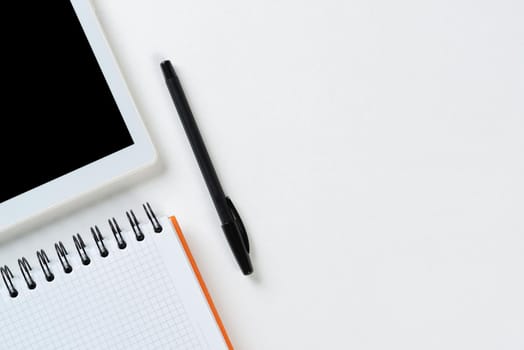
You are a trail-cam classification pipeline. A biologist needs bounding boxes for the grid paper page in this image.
[0,217,228,350]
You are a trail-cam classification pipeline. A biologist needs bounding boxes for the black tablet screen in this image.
[0,1,134,203]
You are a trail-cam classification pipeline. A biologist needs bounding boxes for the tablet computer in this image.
[0,0,157,234]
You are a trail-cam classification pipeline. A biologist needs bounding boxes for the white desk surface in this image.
[1,0,523,348]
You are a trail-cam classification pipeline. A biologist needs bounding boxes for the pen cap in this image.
[161,60,177,80]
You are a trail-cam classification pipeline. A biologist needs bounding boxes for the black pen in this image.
[161,60,253,275]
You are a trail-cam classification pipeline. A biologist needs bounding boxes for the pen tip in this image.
[160,60,176,79]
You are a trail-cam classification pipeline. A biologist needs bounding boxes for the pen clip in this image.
[226,197,249,253]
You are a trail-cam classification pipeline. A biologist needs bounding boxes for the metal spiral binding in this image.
[73,234,91,265]
[18,258,37,290]
[109,218,127,249]
[55,242,73,274]
[126,210,145,241]
[1,203,161,298]
[144,202,163,233]
[91,226,109,257]
[1,266,18,298]
[37,250,54,282]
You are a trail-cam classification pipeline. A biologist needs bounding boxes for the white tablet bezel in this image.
[0,0,157,234]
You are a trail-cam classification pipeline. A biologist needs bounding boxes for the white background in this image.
[1,0,523,348]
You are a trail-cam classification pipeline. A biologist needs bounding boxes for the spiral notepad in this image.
[0,204,232,349]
